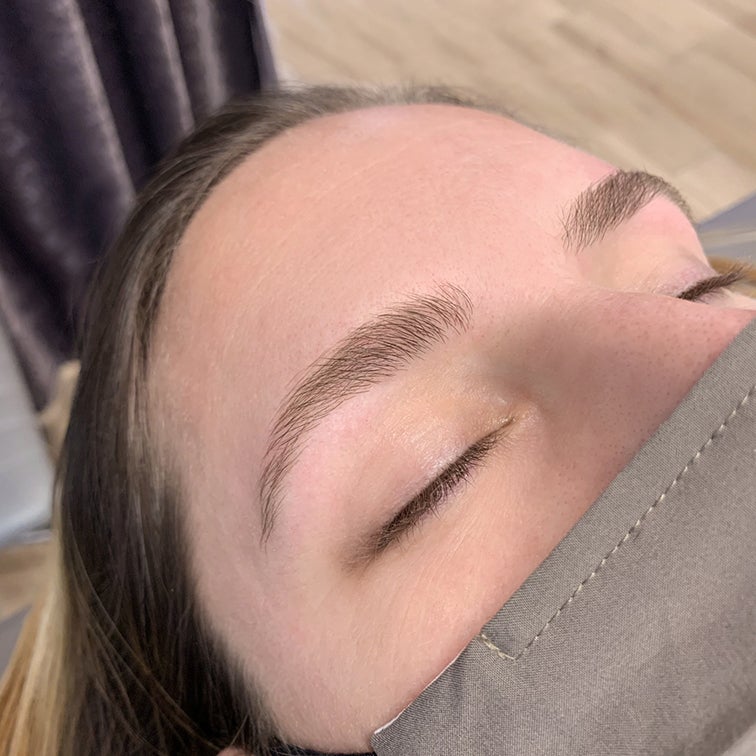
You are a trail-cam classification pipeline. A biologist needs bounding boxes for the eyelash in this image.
[675,265,748,302]
[355,266,749,564]
[369,426,506,557]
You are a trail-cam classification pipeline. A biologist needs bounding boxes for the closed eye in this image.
[351,420,513,567]
[675,264,747,302]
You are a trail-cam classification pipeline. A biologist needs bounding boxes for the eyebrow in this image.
[259,283,473,541]
[561,169,693,251]
[257,171,691,542]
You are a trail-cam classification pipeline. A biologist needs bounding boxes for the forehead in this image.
[162,103,602,353]
[153,103,608,504]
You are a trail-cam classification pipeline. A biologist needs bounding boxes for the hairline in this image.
[145,93,520,517]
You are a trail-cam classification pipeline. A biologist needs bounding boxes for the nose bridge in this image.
[527,292,756,450]
[549,287,756,372]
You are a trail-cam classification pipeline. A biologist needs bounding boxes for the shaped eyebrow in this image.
[561,169,693,251]
[258,172,691,544]
[259,282,473,542]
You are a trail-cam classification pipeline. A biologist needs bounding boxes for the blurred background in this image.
[1,0,755,664]
[265,0,756,220]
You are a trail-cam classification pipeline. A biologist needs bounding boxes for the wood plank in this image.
[264,0,756,216]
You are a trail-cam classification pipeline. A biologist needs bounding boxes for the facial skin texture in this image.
[152,104,756,753]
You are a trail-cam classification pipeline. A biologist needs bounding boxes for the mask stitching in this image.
[478,383,756,662]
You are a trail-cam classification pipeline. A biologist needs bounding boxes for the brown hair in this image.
[0,84,498,756]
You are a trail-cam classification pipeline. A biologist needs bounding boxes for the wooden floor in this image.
[2,0,756,622]
[265,0,756,220]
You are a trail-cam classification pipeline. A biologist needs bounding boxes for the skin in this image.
[151,104,756,753]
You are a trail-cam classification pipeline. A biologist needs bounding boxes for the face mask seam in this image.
[477,382,756,663]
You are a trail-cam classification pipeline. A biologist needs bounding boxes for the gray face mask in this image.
[371,318,756,756]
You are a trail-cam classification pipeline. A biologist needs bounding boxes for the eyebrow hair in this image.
[256,171,690,543]
[259,283,473,542]
[561,169,693,251]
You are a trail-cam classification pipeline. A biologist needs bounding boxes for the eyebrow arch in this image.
[561,169,694,252]
[259,282,473,542]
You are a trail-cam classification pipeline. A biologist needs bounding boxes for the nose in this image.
[530,292,756,507]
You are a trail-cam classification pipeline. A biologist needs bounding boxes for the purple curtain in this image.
[0,0,276,407]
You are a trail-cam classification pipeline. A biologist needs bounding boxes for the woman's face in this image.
[152,104,756,752]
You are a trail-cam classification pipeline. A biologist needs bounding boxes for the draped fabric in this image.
[0,0,276,407]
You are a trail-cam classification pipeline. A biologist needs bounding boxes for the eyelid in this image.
[675,264,748,302]
[349,419,514,568]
